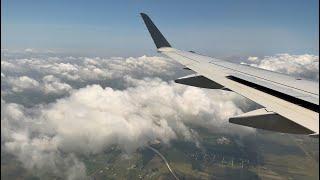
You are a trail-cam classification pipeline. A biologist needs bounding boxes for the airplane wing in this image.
[140,13,319,136]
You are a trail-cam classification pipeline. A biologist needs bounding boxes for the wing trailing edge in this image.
[229,108,315,135]
[175,74,225,89]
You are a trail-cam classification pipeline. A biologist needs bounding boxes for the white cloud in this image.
[7,76,40,92]
[1,60,16,70]
[24,48,35,53]
[1,55,181,85]
[3,75,72,96]
[247,56,258,62]
[1,99,87,180]
[1,51,318,179]
[244,54,319,81]
[2,79,252,179]
[42,75,72,95]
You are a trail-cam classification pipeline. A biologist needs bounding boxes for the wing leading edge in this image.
[140,13,319,136]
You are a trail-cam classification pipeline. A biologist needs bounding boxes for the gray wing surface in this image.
[140,13,319,136]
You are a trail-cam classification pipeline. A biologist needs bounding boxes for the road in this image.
[147,145,179,180]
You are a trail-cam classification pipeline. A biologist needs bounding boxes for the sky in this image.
[1,0,319,57]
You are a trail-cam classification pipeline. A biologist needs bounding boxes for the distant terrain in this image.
[2,126,318,180]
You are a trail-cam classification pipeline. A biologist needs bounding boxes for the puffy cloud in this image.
[1,60,16,70]
[1,54,188,106]
[244,54,319,81]
[1,55,180,83]
[42,75,72,95]
[2,75,72,96]
[7,76,40,92]
[2,79,251,179]
[1,99,87,180]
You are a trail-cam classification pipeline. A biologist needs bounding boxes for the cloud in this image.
[42,75,72,95]
[1,51,317,179]
[24,48,35,53]
[243,54,319,81]
[1,48,9,52]
[1,99,87,180]
[2,79,251,179]
[1,60,16,70]
[1,55,180,81]
[44,80,251,151]
[1,54,188,106]
[7,76,40,92]
[2,75,72,98]
[247,56,258,62]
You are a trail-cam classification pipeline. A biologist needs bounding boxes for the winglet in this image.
[140,13,171,49]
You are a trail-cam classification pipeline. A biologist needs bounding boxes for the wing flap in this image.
[175,74,224,89]
[229,108,314,134]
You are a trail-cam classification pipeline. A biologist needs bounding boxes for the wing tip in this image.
[140,12,147,16]
[140,12,171,49]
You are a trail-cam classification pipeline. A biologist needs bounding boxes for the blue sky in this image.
[2,0,319,57]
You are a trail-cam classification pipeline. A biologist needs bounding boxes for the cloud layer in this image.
[1,80,249,179]
[244,53,319,81]
[1,51,318,179]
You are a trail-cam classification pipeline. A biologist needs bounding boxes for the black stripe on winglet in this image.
[140,13,171,49]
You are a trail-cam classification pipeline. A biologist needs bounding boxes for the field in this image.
[2,126,319,180]
[76,126,319,179]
